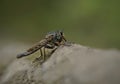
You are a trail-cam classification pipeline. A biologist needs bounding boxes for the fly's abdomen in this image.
[17,52,32,58]
[17,39,48,58]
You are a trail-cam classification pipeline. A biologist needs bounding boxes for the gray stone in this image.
[1,44,120,84]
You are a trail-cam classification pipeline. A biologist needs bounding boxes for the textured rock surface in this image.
[0,44,120,84]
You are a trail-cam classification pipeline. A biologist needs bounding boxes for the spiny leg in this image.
[40,48,43,57]
[44,44,58,58]
[33,48,43,63]
[63,36,67,42]
[43,47,46,61]
[50,47,57,55]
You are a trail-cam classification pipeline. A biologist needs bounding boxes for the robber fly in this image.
[17,30,66,63]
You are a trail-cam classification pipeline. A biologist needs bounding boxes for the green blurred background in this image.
[0,0,120,49]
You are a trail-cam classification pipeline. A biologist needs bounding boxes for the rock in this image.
[1,44,120,84]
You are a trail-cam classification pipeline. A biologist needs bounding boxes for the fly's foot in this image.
[33,48,58,65]
[63,41,73,46]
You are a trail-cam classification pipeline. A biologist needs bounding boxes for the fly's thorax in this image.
[39,39,48,44]
[45,30,65,44]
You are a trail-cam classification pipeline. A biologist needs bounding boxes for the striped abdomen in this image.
[17,39,48,58]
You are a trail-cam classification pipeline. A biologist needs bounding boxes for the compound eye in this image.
[51,35,54,37]
[60,32,63,35]
[57,36,61,39]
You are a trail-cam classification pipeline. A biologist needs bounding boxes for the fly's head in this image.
[45,30,66,43]
[55,30,64,42]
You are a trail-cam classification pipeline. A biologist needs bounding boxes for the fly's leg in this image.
[33,43,56,64]
[43,47,46,61]
[37,47,47,64]
[33,48,43,63]
[40,48,43,57]
[44,43,55,54]
[44,43,57,58]
[63,36,67,42]
[37,48,45,64]
[50,47,57,55]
